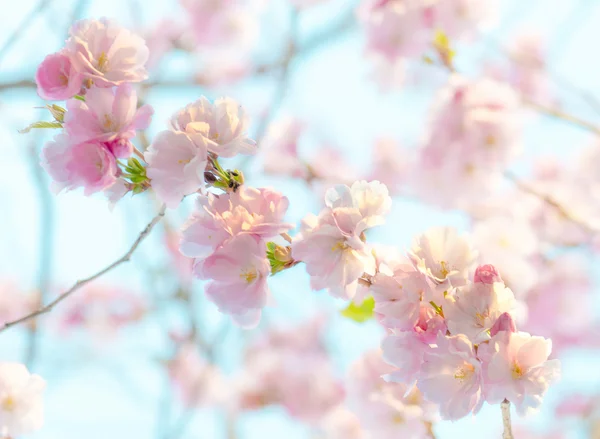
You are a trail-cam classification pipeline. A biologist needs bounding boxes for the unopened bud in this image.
[204,171,218,183]
[490,312,517,337]
[474,264,502,284]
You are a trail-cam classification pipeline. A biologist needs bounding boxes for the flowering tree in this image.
[1,1,599,438]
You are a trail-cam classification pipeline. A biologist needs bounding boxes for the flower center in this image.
[439,260,450,278]
[454,362,476,383]
[97,52,109,73]
[103,114,116,131]
[511,362,524,379]
[58,73,69,86]
[240,269,258,284]
[391,413,405,424]
[331,240,349,252]
[178,158,192,165]
[2,396,15,411]
[475,310,489,328]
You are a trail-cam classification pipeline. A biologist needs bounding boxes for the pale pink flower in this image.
[65,84,153,151]
[0,363,45,437]
[371,270,429,330]
[320,407,368,439]
[366,138,409,194]
[170,96,256,158]
[292,211,375,300]
[35,51,83,101]
[409,226,477,292]
[325,180,392,233]
[444,268,517,343]
[418,333,484,420]
[144,130,209,208]
[168,343,227,407]
[428,0,498,38]
[480,331,560,415]
[472,216,538,259]
[180,187,293,259]
[347,350,435,439]
[507,31,550,101]
[66,18,149,87]
[196,234,270,328]
[104,178,129,209]
[0,282,36,327]
[261,117,308,179]
[41,134,118,195]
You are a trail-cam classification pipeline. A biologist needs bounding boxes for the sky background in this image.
[1,0,600,438]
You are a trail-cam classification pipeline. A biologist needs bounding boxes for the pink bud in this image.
[105,138,134,159]
[474,264,502,284]
[489,312,517,337]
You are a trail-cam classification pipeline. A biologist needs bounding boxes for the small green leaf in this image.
[73,95,85,101]
[340,297,375,323]
[19,121,63,134]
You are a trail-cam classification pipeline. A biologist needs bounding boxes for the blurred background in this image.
[2,0,600,438]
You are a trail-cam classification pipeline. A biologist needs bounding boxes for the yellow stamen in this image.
[240,269,257,283]
[331,241,348,252]
[454,363,476,383]
[103,114,115,131]
[2,396,15,411]
[178,158,192,165]
[391,413,405,424]
[97,52,109,72]
[511,362,524,379]
[439,261,450,278]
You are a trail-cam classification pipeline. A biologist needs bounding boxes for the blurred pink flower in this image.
[261,117,308,179]
[65,84,153,152]
[35,51,83,101]
[144,130,209,208]
[66,18,149,87]
[170,96,256,158]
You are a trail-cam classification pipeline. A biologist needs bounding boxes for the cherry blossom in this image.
[35,51,83,101]
[66,18,149,87]
[195,234,270,328]
[0,363,45,437]
[144,130,209,208]
[170,96,256,158]
[65,84,153,152]
[480,331,561,415]
[41,134,118,195]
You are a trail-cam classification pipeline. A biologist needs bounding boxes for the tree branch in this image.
[501,399,514,439]
[0,204,167,333]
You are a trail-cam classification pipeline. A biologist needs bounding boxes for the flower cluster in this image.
[373,230,560,420]
[37,18,153,197]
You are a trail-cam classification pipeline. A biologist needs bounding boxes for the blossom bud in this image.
[105,138,134,159]
[489,312,517,337]
[474,264,502,284]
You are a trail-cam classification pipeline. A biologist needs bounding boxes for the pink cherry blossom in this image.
[346,350,435,439]
[35,51,83,101]
[41,134,118,195]
[170,96,256,158]
[409,226,477,292]
[490,312,517,337]
[444,269,517,343]
[0,282,37,327]
[480,331,560,415]
[144,130,209,208]
[473,264,502,284]
[168,343,227,407]
[66,18,149,87]
[65,84,153,151]
[0,362,46,437]
[366,138,409,195]
[180,187,293,260]
[319,407,368,439]
[195,234,270,328]
[418,333,484,420]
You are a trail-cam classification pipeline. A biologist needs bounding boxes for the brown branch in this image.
[1,204,166,333]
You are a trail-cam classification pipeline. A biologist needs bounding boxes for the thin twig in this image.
[501,399,514,439]
[523,98,600,135]
[504,171,597,235]
[0,204,166,333]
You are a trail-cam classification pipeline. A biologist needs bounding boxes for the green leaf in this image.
[41,104,66,123]
[340,297,375,323]
[19,121,63,134]
[73,95,85,101]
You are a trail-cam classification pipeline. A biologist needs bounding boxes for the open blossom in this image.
[180,186,293,260]
[444,266,517,343]
[480,331,560,415]
[65,84,153,153]
[170,96,256,158]
[35,51,83,100]
[0,363,45,437]
[409,226,477,292]
[41,134,118,195]
[418,333,484,420]
[144,130,209,208]
[66,18,149,87]
[195,234,270,328]
[347,350,435,439]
